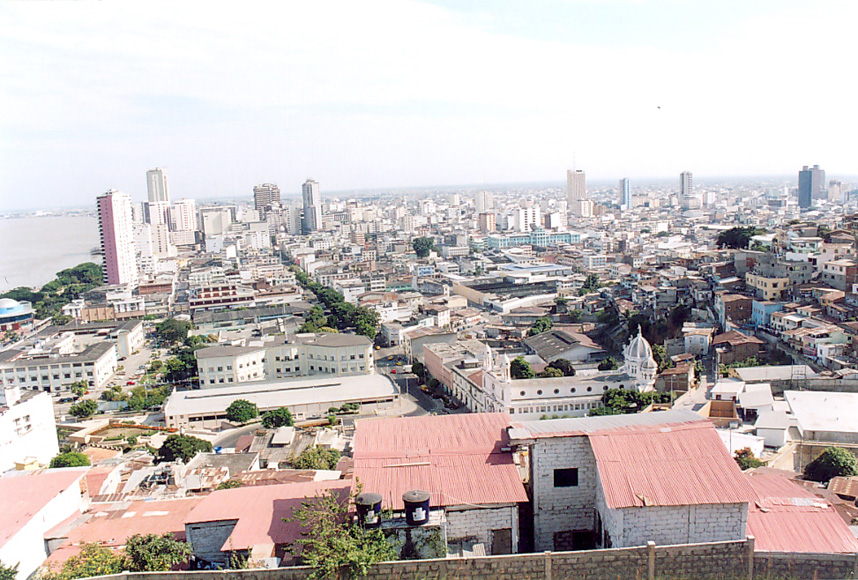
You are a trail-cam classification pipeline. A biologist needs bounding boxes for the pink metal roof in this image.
[589,421,756,509]
[746,472,858,553]
[0,469,86,548]
[353,413,527,510]
[185,480,350,552]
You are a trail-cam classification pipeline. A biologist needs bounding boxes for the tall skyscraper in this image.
[567,170,586,205]
[302,179,322,234]
[478,212,496,233]
[146,168,170,203]
[144,200,170,227]
[253,183,281,216]
[619,178,631,208]
[97,189,138,286]
[474,191,494,214]
[798,165,825,208]
[680,171,693,197]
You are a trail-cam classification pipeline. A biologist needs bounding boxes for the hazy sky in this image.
[1,0,855,211]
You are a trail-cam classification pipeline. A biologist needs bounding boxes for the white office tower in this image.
[680,171,693,197]
[449,193,460,206]
[145,200,171,227]
[512,206,541,232]
[620,178,631,209]
[97,189,138,286]
[475,190,494,214]
[172,199,197,231]
[134,223,157,276]
[131,202,145,225]
[567,170,586,204]
[200,207,234,237]
[302,179,322,234]
[420,199,436,216]
[146,167,170,203]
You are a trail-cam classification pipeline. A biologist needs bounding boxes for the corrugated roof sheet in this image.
[746,472,858,553]
[353,413,527,510]
[828,476,858,499]
[589,421,756,509]
[511,408,704,439]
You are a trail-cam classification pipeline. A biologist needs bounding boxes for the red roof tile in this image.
[589,421,756,509]
[185,480,350,552]
[746,472,858,553]
[353,413,527,510]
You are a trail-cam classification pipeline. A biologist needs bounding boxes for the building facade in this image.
[97,189,138,286]
[302,179,322,234]
[146,167,170,203]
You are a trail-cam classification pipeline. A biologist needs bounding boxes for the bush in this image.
[225,399,259,424]
[804,447,858,483]
[734,447,764,470]
[261,407,294,429]
[125,533,191,572]
[511,356,535,380]
[547,359,576,376]
[50,452,91,468]
[292,447,341,470]
[598,357,619,371]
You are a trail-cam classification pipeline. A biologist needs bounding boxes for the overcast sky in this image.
[0,0,854,211]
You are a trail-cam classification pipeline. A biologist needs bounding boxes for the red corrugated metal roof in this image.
[353,413,527,509]
[746,472,858,553]
[589,421,756,509]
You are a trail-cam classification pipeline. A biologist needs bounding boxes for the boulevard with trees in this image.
[292,267,381,339]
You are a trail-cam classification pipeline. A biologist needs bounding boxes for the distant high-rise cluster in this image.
[97,189,137,286]
[253,183,281,217]
[146,168,170,204]
[798,164,825,209]
[302,179,322,234]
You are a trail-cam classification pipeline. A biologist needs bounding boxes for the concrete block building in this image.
[509,410,755,551]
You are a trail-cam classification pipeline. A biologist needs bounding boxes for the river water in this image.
[0,215,100,292]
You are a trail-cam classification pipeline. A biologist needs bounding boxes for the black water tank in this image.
[355,492,383,528]
[402,490,431,526]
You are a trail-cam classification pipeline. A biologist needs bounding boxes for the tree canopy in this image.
[590,388,672,416]
[597,357,619,371]
[124,533,191,572]
[261,407,294,429]
[546,358,576,376]
[154,318,193,344]
[510,356,535,380]
[411,237,438,258]
[716,226,765,250]
[156,434,212,463]
[0,561,17,580]
[1,262,103,320]
[292,446,341,470]
[527,317,554,337]
[225,399,259,424]
[804,447,858,482]
[50,452,91,468]
[69,399,98,419]
[41,542,126,580]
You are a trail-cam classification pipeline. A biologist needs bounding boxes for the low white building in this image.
[0,384,59,473]
[508,410,755,551]
[0,340,117,393]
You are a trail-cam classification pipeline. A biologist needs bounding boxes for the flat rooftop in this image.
[784,390,858,435]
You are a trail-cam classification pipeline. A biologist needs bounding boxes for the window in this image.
[570,388,576,393]
[554,389,559,394]
[520,391,526,396]
[537,390,543,395]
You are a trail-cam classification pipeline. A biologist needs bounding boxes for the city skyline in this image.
[2,1,857,211]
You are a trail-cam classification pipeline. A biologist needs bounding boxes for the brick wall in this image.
[531,436,597,551]
[87,540,858,580]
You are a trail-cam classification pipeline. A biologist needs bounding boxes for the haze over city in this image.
[2,0,857,211]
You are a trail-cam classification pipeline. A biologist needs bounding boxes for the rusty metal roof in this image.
[746,472,858,553]
[353,413,527,510]
[828,476,858,499]
[589,421,756,509]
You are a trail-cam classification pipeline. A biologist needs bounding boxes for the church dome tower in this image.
[621,327,657,392]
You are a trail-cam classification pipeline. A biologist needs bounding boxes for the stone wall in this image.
[86,540,858,580]
[531,435,597,551]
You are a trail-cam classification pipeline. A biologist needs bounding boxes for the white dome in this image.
[0,298,19,310]
[626,328,653,361]
[642,357,658,370]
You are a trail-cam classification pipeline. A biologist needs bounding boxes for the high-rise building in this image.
[172,199,197,232]
[97,189,138,286]
[475,191,494,214]
[253,183,281,216]
[798,165,825,208]
[567,170,586,206]
[146,168,170,204]
[478,212,496,233]
[302,179,322,234]
[145,200,170,227]
[619,178,631,208]
[680,171,693,197]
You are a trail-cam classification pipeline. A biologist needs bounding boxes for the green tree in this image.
[41,542,126,580]
[217,479,244,490]
[716,226,765,249]
[0,561,17,580]
[261,407,294,429]
[410,361,425,379]
[547,359,576,376]
[52,314,73,326]
[352,306,380,340]
[597,357,619,371]
[292,446,341,470]
[225,399,259,424]
[804,447,858,483]
[157,434,213,463]
[510,356,535,380]
[154,318,193,344]
[527,316,554,337]
[652,344,674,372]
[124,533,191,572]
[50,452,91,468]
[126,436,138,446]
[734,448,764,471]
[69,381,88,397]
[568,309,583,322]
[412,237,438,258]
[581,273,601,293]
[289,487,396,580]
[69,399,98,419]
[537,367,564,378]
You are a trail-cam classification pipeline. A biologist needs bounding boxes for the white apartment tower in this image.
[567,170,586,204]
[302,179,322,234]
[146,167,170,203]
[620,178,631,208]
[97,189,138,286]
[172,199,197,232]
[474,191,494,214]
[680,171,693,197]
